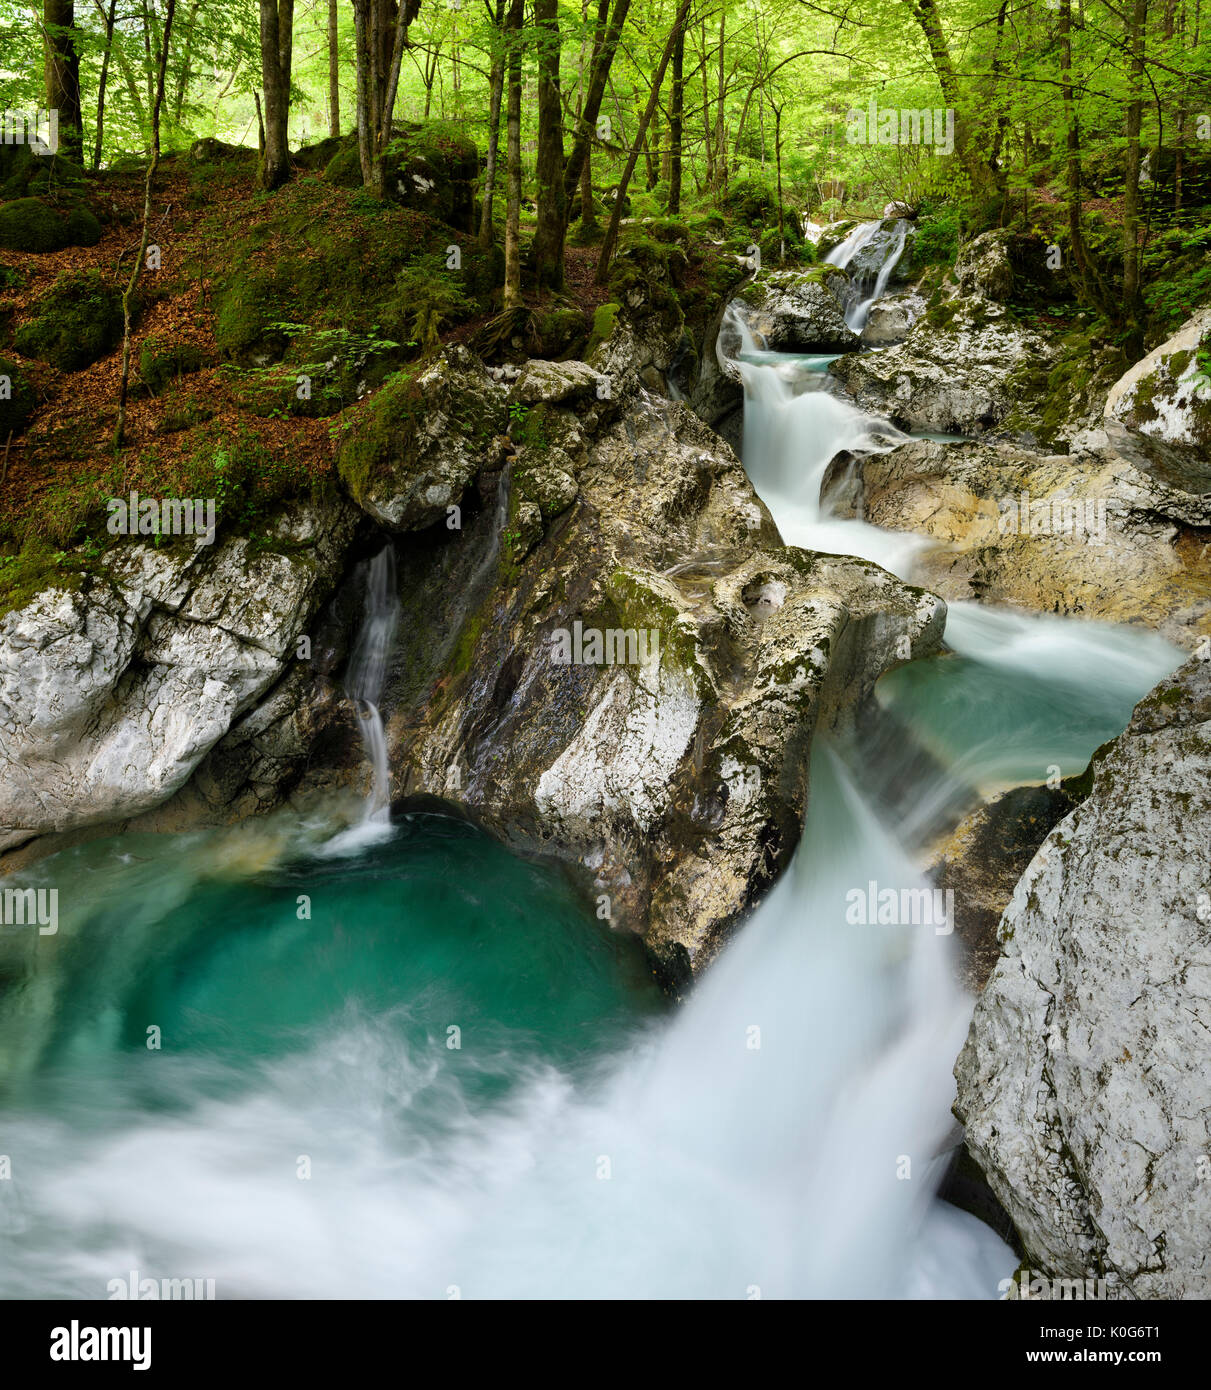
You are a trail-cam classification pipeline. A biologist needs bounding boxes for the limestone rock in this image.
[826,426,1211,648]
[955,656,1211,1298]
[1105,305,1211,453]
[0,500,358,853]
[732,268,860,353]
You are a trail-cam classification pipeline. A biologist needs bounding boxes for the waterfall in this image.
[825,218,910,333]
[0,246,1186,1302]
[344,545,401,827]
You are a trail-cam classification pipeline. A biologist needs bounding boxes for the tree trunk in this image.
[713,7,725,190]
[115,0,176,449]
[667,25,683,213]
[352,0,421,197]
[562,0,632,206]
[328,0,340,136]
[258,0,294,190]
[479,0,506,248]
[1121,0,1149,350]
[532,0,567,290]
[43,0,83,160]
[908,0,992,198]
[596,0,693,285]
[503,0,524,310]
[93,0,119,169]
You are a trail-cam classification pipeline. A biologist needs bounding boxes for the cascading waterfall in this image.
[340,545,401,833]
[826,218,910,333]
[0,227,1186,1301]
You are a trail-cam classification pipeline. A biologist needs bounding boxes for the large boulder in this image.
[830,298,1053,435]
[337,346,509,530]
[955,655,1211,1298]
[317,352,947,985]
[0,501,358,854]
[731,267,859,352]
[825,424,1211,648]
[0,196,101,253]
[954,229,1014,302]
[1104,305,1211,453]
[13,270,123,371]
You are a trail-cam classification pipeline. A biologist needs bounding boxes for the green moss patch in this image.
[14,270,123,370]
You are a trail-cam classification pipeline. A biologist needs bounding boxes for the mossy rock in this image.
[585,302,621,359]
[323,144,364,188]
[0,145,86,200]
[187,138,258,166]
[14,270,124,370]
[535,306,587,360]
[137,338,210,394]
[0,196,101,252]
[293,134,346,171]
[0,355,36,436]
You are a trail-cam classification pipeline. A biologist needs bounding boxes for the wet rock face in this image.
[0,501,359,854]
[732,268,860,352]
[955,656,1211,1298]
[830,302,1053,436]
[1105,306,1211,453]
[323,353,947,985]
[829,426,1211,649]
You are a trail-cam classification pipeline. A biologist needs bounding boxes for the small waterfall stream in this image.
[826,218,910,333]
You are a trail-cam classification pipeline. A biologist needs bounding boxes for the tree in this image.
[502,0,524,310]
[596,0,695,285]
[43,0,83,161]
[532,0,568,290]
[258,0,294,189]
[352,0,423,198]
[115,0,177,449]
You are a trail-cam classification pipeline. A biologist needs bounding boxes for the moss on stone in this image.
[14,270,123,370]
[585,302,620,359]
[0,355,36,435]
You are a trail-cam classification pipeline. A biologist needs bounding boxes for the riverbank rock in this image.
[860,288,924,347]
[830,298,1053,435]
[732,267,859,352]
[955,656,1211,1298]
[315,352,947,986]
[0,500,359,855]
[1104,305,1211,453]
[827,423,1211,647]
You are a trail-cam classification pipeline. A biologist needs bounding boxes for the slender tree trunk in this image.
[1121,0,1149,349]
[328,0,340,136]
[532,0,567,289]
[596,0,693,285]
[1058,0,1110,316]
[93,0,118,169]
[907,0,991,197]
[667,25,683,213]
[90,0,146,131]
[353,0,420,197]
[172,0,201,126]
[503,0,524,310]
[43,0,83,160]
[562,0,632,206]
[258,0,294,189]
[115,0,176,450]
[713,6,725,190]
[479,0,507,248]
